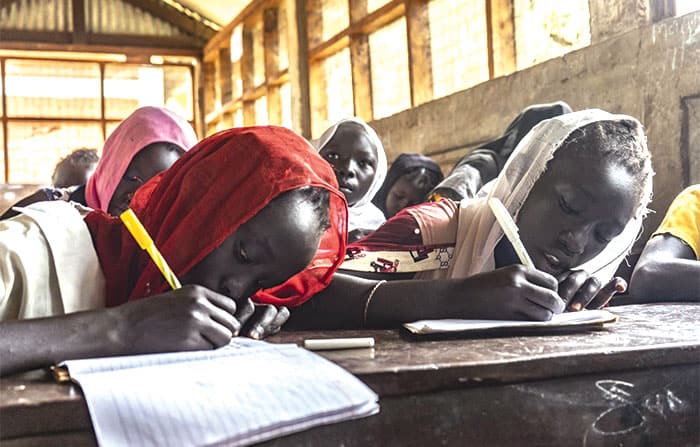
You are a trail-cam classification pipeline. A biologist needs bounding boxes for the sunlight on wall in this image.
[514,0,591,70]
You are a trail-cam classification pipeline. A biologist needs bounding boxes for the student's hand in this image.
[239,303,290,339]
[109,285,241,355]
[455,265,564,321]
[558,271,627,311]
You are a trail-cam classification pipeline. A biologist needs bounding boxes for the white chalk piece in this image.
[304,337,375,351]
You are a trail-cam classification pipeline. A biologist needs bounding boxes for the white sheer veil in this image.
[315,117,388,232]
[419,109,654,282]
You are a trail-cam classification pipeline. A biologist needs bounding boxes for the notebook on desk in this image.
[57,338,379,447]
[402,309,618,340]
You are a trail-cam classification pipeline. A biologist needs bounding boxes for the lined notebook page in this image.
[403,309,617,334]
[61,339,379,447]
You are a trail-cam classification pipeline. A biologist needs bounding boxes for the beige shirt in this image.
[0,201,105,320]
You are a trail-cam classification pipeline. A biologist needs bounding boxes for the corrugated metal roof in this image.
[86,0,183,37]
[0,0,72,32]
[0,0,216,40]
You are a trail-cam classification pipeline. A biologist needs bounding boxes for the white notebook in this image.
[60,338,379,447]
[403,309,618,336]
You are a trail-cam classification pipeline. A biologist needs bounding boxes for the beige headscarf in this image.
[414,109,653,282]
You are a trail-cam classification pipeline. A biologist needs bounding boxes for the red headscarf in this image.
[84,126,347,308]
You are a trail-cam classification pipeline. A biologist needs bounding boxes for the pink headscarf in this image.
[85,106,197,212]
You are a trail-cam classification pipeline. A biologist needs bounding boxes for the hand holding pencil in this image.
[119,208,290,339]
[488,198,625,311]
[120,209,182,290]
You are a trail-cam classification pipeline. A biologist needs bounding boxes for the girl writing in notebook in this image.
[315,118,388,242]
[1,106,196,220]
[0,126,346,376]
[288,109,653,329]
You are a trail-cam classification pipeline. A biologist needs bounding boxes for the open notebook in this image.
[403,309,618,339]
[58,338,379,447]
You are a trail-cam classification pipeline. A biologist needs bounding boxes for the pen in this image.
[120,209,182,290]
[488,198,534,268]
[303,337,375,351]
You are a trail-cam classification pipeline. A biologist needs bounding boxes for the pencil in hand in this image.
[120,209,182,290]
[488,198,534,268]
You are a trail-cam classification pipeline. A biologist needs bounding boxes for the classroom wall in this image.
[369,10,700,246]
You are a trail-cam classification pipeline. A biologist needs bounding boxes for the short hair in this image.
[558,120,653,203]
[52,148,100,187]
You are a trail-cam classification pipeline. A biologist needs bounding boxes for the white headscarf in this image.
[315,117,388,232]
[418,109,653,282]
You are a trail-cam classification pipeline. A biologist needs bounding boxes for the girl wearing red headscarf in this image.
[0,126,346,376]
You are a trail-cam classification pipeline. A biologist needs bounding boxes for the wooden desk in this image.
[2,304,699,446]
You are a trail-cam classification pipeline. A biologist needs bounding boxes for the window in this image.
[367,0,392,14]
[104,64,193,121]
[5,60,101,119]
[369,18,411,119]
[255,96,269,124]
[310,47,354,137]
[0,55,195,183]
[7,121,103,184]
[320,0,349,41]
[675,0,700,16]
[204,3,291,132]
[429,0,489,99]
[204,0,598,139]
[252,19,266,87]
[280,82,292,128]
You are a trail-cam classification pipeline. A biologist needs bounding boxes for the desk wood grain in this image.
[2,304,699,446]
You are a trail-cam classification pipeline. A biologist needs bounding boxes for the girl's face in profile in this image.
[385,174,429,217]
[181,190,324,302]
[109,142,184,216]
[320,124,377,206]
[516,149,639,276]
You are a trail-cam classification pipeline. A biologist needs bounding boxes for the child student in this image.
[287,110,653,329]
[372,153,443,218]
[51,148,99,189]
[629,185,700,302]
[315,117,387,242]
[87,106,197,216]
[0,106,196,220]
[0,126,347,376]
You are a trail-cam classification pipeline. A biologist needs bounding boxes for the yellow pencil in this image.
[120,209,182,290]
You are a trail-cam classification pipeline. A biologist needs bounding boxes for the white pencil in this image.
[488,198,534,268]
[303,337,375,351]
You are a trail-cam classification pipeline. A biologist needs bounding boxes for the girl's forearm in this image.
[0,309,121,376]
[630,259,700,302]
[287,273,459,329]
